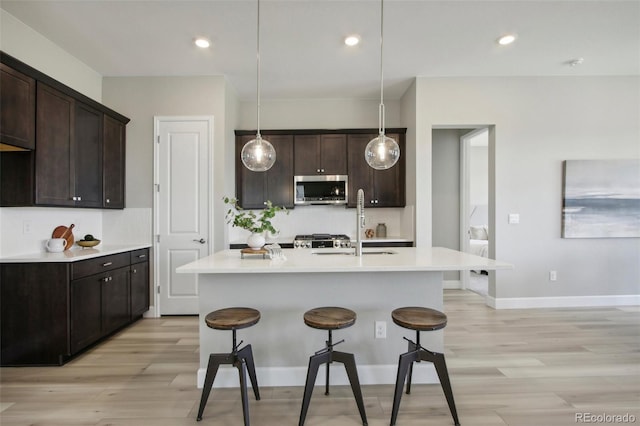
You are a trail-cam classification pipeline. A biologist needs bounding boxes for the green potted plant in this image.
[223,197,288,249]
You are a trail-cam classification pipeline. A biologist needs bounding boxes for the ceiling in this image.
[2,0,638,100]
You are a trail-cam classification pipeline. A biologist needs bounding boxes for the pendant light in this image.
[365,0,400,170]
[241,0,276,172]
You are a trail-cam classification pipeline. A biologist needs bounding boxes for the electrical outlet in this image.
[23,220,32,234]
[375,321,387,339]
[549,270,557,281]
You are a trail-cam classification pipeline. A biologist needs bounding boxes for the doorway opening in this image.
[432,126,492,299]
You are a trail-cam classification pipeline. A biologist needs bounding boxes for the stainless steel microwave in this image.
[294,175,348,205]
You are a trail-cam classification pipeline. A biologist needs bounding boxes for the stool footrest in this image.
[314,338,344,355]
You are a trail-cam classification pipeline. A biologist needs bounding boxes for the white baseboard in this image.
[196,363,438,389]
[487,294,640,309]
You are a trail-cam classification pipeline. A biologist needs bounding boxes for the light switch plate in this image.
[508,213,520,224]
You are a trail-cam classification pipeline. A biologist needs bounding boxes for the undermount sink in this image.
[312,250,397,256]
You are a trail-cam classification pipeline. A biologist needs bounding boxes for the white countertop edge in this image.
[177,247,513,274]
[0,243,152,263]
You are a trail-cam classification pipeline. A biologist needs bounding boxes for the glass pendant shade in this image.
[365,133,400,170]
[241,135,276,172]
[366,0,400,170]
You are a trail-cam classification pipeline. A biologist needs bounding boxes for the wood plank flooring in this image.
[1,290,639,425]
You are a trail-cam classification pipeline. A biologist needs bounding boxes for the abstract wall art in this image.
[562,159,640,238]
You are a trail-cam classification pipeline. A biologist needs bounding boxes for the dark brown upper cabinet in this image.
[294,134,347,175]
[103,115,126,209]
[235,133,294,209]
[35,84,103,208]
[347,132,406,208]
[0,63,35,150]
[0,52,129,209]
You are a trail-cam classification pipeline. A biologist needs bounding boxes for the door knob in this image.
[193,238,206,244]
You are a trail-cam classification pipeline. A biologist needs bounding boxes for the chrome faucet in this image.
[355,189,365,256]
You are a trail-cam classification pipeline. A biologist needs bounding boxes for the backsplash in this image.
[227,205,414,244]
[0,207,102,257]
[0,207,152,257]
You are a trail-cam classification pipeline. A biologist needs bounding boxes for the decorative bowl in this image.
[77,239,101,248]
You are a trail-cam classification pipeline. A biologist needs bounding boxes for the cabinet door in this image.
[372,133,405,207]
[265,134,294,208]
[347,133,405,207]
[294,135,320,175]
[236,134,294,209]
[70,274,102,354]
[1,263,69,365]
[319,134,347,175]
[130,262,149,318]
[0,63,35,150]
[102,267,130,335]
[294,134,347,175]
[103,115,126,208]
[74,102,103,207]
[35,83,75,206]
[347,134,375,207]
[236,135,268,208]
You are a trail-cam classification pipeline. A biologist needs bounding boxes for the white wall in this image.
[414,76,640,302]
[102,76,231,252]
[0,10,102,102]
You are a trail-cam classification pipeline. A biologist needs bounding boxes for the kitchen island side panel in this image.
[197,270,443,386]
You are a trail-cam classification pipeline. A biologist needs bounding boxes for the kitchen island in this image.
[177,247,512,388]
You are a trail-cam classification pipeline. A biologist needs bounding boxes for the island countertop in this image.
[176,246,512,274]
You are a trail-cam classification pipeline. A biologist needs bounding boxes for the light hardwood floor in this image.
[1,290,639,426]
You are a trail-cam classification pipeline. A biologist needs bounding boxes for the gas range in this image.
[293,234,352,249]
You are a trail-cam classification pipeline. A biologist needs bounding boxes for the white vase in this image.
[246,232,266,250]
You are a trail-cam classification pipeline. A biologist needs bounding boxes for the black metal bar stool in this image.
[197,307,261,425]
[299,306,368,426]
[390,306,460,426]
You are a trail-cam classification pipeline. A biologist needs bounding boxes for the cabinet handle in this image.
[321,168,325,173]
[137,254,146,258]
[103,276,112,282]
[102,262,113,267]
[132,269,137,274]
[106,199,110,203]
[316,169,320,173]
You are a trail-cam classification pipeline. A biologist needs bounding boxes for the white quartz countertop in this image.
[177,247,512,274]
[0,243,152,263]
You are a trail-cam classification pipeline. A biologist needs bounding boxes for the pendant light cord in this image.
[256,0,262,139]
[378,0,385,136]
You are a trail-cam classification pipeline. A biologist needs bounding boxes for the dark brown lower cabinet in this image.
[1,248,149,366]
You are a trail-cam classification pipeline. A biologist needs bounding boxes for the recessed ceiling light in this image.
[344,35,360,47]
[194,38,210,48]
[568,57,584,67]
[497,34,517,46]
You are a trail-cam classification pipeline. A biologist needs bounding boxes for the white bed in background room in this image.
[469,225,489,273]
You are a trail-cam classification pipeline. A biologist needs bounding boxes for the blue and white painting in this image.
[562,159,640,238]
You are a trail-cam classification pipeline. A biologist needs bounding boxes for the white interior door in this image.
[155,117,212,315]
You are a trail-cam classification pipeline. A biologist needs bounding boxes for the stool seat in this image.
[392,306,447,331]
[304,306,356,330]
[205,307,261,330]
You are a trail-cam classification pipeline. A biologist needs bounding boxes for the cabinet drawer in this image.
[71,252,130,280]
[130,248,149,265]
